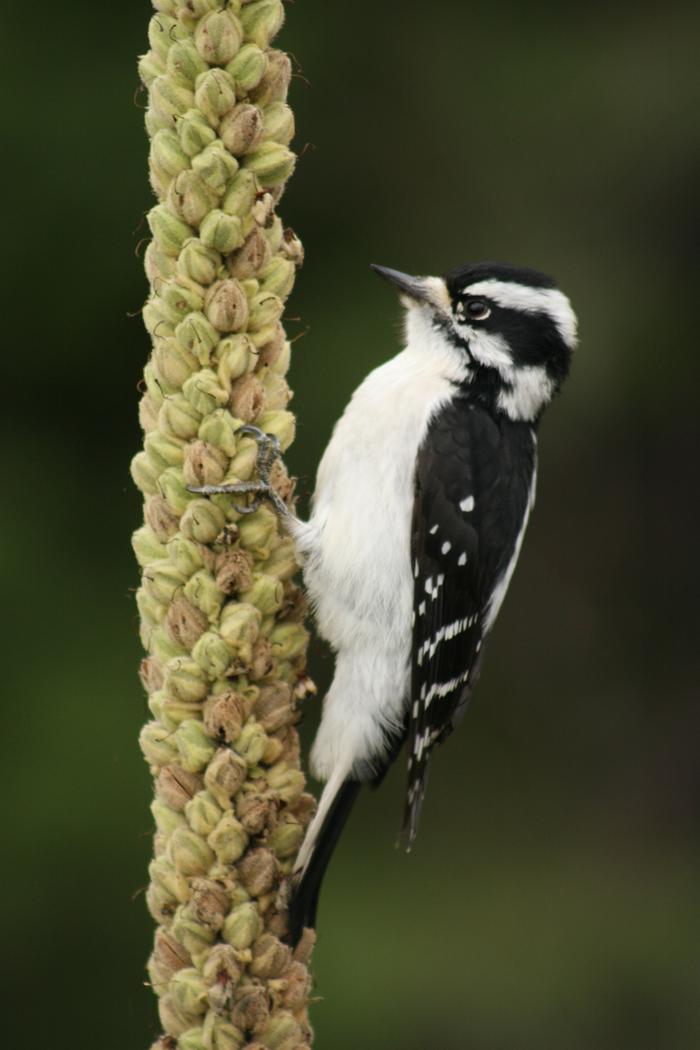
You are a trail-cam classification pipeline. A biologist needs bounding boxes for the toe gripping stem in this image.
[186,424,289,516]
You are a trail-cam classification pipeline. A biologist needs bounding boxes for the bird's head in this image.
[371,261,578,422]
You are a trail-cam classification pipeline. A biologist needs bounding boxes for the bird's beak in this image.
[370,264,451,314]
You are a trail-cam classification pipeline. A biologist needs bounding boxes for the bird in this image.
[189,260,578,944]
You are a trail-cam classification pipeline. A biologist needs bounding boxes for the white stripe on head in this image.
[462,279,578,349]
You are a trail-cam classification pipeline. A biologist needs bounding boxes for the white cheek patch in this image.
[462,279,578,349]
[453,323,513,374]
[498,365,554,421]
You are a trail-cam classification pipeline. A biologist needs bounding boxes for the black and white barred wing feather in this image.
[405,402,535,842]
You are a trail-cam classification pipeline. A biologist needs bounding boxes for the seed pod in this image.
[194,68,237,128]
[240,0,285,49]
[192,141,239,191]
[157,765,202,810]
[223,902,261,950]
[227,43,268,94]
[200,209,245,254]
[185,789,223,837]
[178,108,217,157]
[250,49,291,106]
[205,279,250,333]
[220,103,264,156]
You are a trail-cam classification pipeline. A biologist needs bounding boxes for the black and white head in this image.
[372,261,578,423]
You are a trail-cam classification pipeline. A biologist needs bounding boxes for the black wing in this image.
[405,399,535,842]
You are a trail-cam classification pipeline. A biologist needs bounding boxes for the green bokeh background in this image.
[5,2,699,1047]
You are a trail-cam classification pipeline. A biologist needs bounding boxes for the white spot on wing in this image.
[458,552,467,566]
[460,496,475,512]
[441,541,451,554]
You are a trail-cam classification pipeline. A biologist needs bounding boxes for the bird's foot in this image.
[187,424,288,516]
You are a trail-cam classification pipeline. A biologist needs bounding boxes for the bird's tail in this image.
[287,768,361,946]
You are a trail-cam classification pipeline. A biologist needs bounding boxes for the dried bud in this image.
[227,43,268,94]
[195,10,243,66]
[174,719,216,774]
[203,691,246,743]
[144,495,180,543]
[222,170,258,219]
[240,0,285,49]
[148,205,193,257]
[215,547,254,594]
[150,927,192,986]
[200,210,244,254]
[202,942,242,991]
[157,764,202,810]
[165,594,208,649]
[254,682,293,732]
[180,499,226,544]
[151,75,195,125]
[205,279,250,333]
[260,1012,301,1050]
[185,789,223,837]
[189,877,230,930]
[238,848,277,897]
[178,108,217,157]
[171,904,216,958]
[226,228,272,281]
[132,526,167,568]
[170,967,208,1019]
[280,226,304,268]
[145,241,177,284]
[236,792,276,835]
[250,933,292,979]
[220,103,265,156]
[229,374,265,422]
[192,141,240,191]
[164,656,209,704]
[223,903,262,950]
[177,239,221,286]
[140,654,165,692]
[217,336,256,388]
[250,49,291,106]
[194,68,237,128]
[167,39,208,85]
[204,748,248,807]
[184,440,229,488]
[208,811,249,865]
[169,169,219,227]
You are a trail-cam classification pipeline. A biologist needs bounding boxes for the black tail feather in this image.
[287,780,361,946]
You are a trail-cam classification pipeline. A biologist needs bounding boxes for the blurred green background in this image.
[4,1,700,1047]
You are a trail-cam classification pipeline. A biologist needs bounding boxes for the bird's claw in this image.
[186,425,288,516]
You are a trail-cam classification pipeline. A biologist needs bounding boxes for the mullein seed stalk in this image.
[131,3,316,1047]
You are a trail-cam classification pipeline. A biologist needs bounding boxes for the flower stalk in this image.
[131,3,315,1047]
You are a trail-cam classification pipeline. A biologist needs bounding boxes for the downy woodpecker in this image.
[191,260,578,943]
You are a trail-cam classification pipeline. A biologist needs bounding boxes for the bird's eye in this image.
[466,299,491,321]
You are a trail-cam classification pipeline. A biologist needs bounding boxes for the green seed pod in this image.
[191,140,239,192]
[250,49,291,107]
[184,568,226,622]
[261,102,294,146]
[261,214,284,254]
[148,13,186,61]
[145,241,178,284]
[169,169,219,227]
[219,601,261,651]
[220,103,264,156]
[158,993,190,1038]
[205,279,249,333]
[227,43,268,94]
[222,902,261,950]
[171,904,217,958]
[148,205,194,257]
[151,798,188,838]
[208,811,249,865]
[241,575,284,615]
[177,238,221,287]
[192,630,233,678]
[166,536,210,579]
[167,39,208,86]
[164,657,209,704]
[153,337,198,390]
[132,526,168,568]
[256,409,295,451]
[217,335,256,388]
[140,721,180,768]
[260,1012,302,1050]
[178,108,217,157]
[174,720,216,775]
[261,538,298,582]
[247,290,283,332]
[178,1029,207,1050]
[235,722,268,766]
[170,967,208,1019]
[151,129,190,179]
[198,408,242,457]
[257,257,295,298]
[202,1017,244,1050]
[180,499,226,544]
[175,312,220,365]
[150,855,191,906]
[158,465,196,515]
[183,368,229,414]
[138,50,165,88]
[267,817,303,859]
[244,142,295,189]
[150,625,187,666]
[185,789,223,837]
[151,75,195,125]
[221,169,257,219]
[195,10,243,66]
[145,431,186,473]
[194,68,237,128]
[204,748,248,807]
[240,0,285,49]
[266,761,305,805]
[160,277,205,317]
[131,449,161,495]
[158,395,202,441]
[143,559,188,604]
[200,209,244,254]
